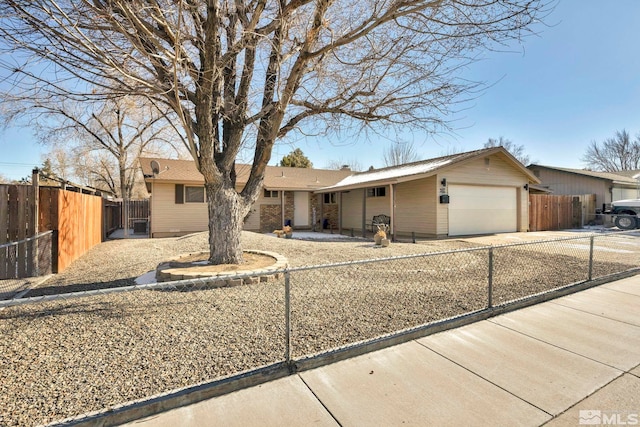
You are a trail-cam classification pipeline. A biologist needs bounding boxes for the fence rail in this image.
[0,230,638,426]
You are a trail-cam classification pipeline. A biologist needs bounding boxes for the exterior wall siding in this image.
[394,176,437,236]
[150,182,209,237]
[150,184,320,235]
[340,188,391,232]
[436,154,530,235]
[341,190,364,230]
[529,167,611,209]
[365,191,390,218]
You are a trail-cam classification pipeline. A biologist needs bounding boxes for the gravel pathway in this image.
[0,231,637,426]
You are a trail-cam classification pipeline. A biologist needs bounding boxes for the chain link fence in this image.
[0,231,53,300]
[0,230,638,426]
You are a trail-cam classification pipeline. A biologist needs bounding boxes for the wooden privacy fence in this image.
[124,199,149,226]
[103,199,149,231]
[529,194,596,231]
[0,184,37,279]
[39,187,104,272]
[1,183,106,278]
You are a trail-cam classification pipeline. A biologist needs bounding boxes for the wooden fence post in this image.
[32,169,39,274]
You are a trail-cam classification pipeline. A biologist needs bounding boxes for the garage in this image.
[448,185,517,236]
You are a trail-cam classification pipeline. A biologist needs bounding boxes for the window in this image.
[367,187,386,198]
[263,189,279,198]
[323,192,337,204]
[185,186,205,203]
[175,184,184,204]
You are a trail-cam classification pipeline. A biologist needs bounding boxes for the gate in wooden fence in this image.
[102,199,150,234]
[529,194,597,231]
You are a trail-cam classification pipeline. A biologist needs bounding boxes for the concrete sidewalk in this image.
[123,275,640,427]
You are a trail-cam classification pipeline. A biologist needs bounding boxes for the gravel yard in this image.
[0,230,637,426]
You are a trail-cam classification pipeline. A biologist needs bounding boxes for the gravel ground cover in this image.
[0,230,637,426]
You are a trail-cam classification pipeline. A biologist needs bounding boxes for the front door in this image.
[294,191,310,227]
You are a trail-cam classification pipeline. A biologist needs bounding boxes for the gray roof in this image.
[528,165,640,185]
[139,157,353,190]
[319,147,539,192]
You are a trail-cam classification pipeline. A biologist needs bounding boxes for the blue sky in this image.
[2,1,640,179]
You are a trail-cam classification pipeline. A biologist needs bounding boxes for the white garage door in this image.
[448,185,517,236]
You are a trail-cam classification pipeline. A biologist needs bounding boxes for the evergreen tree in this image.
[280,148,313,168]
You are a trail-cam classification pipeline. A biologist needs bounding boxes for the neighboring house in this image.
[526,165,640,211]
[139,158,352,237]
[317,147,540,238]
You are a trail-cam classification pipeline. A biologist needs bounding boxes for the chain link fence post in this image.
[588,235,594,281]
[284,270,292,368]
[487,247,494,308]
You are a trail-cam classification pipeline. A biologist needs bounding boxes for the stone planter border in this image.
[155,250,288,286]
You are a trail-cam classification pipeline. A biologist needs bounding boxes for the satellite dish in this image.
[150,160,160,175]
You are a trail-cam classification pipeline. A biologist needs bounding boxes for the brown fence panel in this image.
[38,187,59,272]
[1,183,105,278]
[54,188,103,272]
[0,187,8,278]
[125,200,149,222]
[529,194,568,231]
[103,200,121,237]
[529,194,596,231]
[0,184,37,279]
[119,199,149,230]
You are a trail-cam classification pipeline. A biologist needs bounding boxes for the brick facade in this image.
[283,191,295,226]
[310,194,321,229]
[260,204,282,232]
[256,192,341,232]
[322,203,339,229]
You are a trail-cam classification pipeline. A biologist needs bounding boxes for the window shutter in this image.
[175,184,184,204]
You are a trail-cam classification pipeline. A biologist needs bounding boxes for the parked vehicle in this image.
[610,199,640,230]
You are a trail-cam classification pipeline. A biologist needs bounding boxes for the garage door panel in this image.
[449,185,517,236]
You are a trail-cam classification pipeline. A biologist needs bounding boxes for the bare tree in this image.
[484,137,530,165]
[0,0,548,264]
[42,146,75,182]
[3,96,186,198]
[383,141,420,166]
[582,129,640,172]
[324,158,363,172]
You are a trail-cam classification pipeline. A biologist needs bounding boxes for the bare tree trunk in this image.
[206,183,250,265]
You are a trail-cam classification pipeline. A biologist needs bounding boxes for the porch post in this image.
[389,183,395,241]
[281,191,285,227]
[362,188,367,238]
[338,192,343,234]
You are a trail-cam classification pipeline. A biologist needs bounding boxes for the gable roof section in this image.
[317,147,539,193]
[259,165,353,190]
[139,157,352,191]
[612,169,640,180]
[528,164,639,185]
